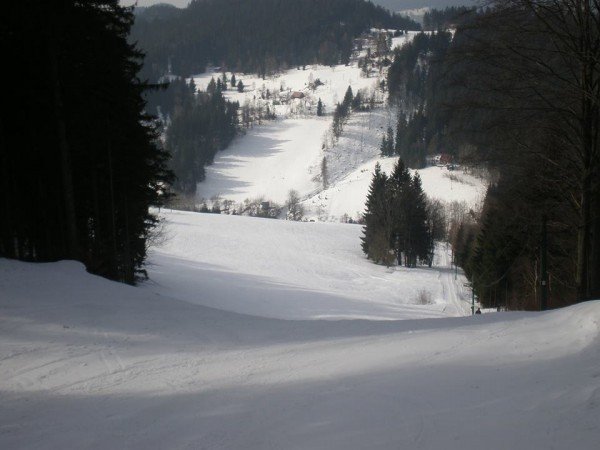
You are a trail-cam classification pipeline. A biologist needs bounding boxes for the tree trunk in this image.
[49,38,79,260]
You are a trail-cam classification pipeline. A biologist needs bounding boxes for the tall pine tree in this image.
[2,0,173,283]
[361,163,394,265]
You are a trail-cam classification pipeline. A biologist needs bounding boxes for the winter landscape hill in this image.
[4,1,600,448]
[1,215,599,448]
[190,32,486,221]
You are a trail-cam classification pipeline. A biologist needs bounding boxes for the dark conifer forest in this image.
[132,0,421,80]
[384,1,600,309]
[163,79,239,194]
[386,31,453,167]
[1,1,173,284]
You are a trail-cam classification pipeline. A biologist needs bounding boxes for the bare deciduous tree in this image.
[286,190,304,221]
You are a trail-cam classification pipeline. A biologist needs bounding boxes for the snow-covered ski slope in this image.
[192,60,391,214]
[192,32,486,221]
[3,31,593,449]
[2,252,600,449]
[146,210,471,320]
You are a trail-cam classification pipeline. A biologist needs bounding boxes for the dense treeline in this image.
[132,0,420,80]
[385,1,600,309]
[444,0,600,308]
[1,1,172,284]
[422,6,477,30]
[362,160,443,267]
[165,79,239,194]
[386,31,453,167]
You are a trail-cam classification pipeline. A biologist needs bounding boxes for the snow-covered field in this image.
[193,58,393,213]
[145,211,471,320]
[195,117,331,205]
[2,222,600,448]
[197,111,486,220]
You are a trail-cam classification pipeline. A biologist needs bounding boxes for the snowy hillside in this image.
[191,32,486,221]
[145,210,471,320]
[2,251,599,449]
[191,56,393,215]
[304,106,486,220]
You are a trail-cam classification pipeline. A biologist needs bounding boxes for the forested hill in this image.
[133,3,182,21]
[132,0,420,79]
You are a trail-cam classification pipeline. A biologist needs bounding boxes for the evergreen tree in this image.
[188,77,196,94]
[388,158,412,265]
[332,104,344,138]
[394,112,407,155]
[230,73,236,88]
[361,163,393,265]
[2,0,173,284]
[317,98,324,116]
[342,85,354,113]
[407,173,431,266]
[207,77,217,94]
[237,80,244,92]
[331,86,356,139]
[379,135,388,156]
[385,126,394,156]
[380,128,396,157]
[351,91,363,111]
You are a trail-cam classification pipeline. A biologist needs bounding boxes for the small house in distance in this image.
[426,153,454,167]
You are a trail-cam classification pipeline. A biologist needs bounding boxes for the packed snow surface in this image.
[2,211,600,449]
[146,211,471,320]
[0,31,589,450]
[195,117,330,205]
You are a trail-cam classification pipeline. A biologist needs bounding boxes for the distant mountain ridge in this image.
[133,3,181,21]
[132,0,420,79]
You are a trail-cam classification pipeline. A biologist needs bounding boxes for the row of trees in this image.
[361,159,443,267]
[2,1,172,283]
[332,86,358,138]
[164,79,239,194]
[331,85,373,139]
[455,0,599,307]
[389,1,600,308]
